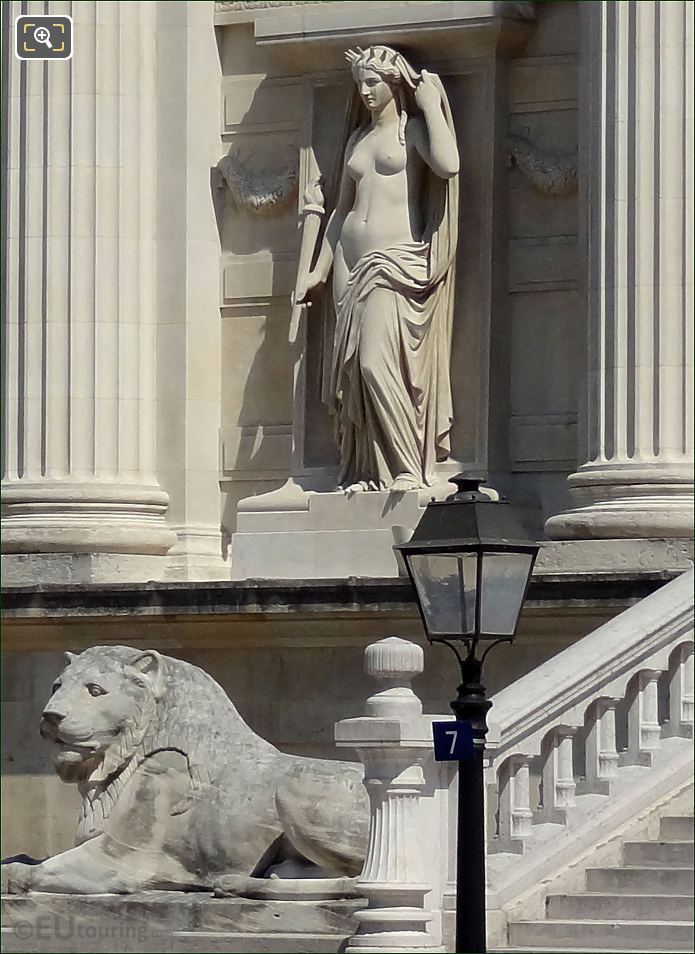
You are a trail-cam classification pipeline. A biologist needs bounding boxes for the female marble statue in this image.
[298,46,459,493]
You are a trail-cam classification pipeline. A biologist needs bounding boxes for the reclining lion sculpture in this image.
[2,646,369,894]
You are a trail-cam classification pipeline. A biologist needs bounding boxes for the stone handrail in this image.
[488,568,693,760]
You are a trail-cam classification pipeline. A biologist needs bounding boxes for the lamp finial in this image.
[447,474,487,502]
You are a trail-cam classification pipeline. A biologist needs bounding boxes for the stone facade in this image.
[1,0,693,877]
[3,1,691,584]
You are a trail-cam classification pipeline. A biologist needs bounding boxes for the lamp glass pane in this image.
[408,553,477,636]
[479,551,533,635]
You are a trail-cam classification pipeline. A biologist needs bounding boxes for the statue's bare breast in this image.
[338,123,425,274]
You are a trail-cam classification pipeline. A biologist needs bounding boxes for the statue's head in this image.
[39,647,165,783]
[346,45,418,112]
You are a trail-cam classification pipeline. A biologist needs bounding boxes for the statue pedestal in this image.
[230,481,434,580]
[1,892,361,953]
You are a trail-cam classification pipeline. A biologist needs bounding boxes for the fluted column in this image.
[2,1,175,571]
[547,1,693,540]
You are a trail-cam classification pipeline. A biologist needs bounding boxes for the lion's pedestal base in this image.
[1,892,362,953]
[231,481,439,579]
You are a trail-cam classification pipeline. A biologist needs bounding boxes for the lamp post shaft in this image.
[451,662,491,953]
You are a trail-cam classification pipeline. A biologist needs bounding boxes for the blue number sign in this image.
[432,720,474,761]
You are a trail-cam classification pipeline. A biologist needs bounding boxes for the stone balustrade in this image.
[485,568,694,912]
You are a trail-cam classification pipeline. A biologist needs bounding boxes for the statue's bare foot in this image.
[390,474,421,493]
[342,481,371,496]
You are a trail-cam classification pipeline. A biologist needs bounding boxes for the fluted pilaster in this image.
[547,0,693,540]
[2,1,175,566]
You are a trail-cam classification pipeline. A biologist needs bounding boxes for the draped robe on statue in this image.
[320,80,459,490]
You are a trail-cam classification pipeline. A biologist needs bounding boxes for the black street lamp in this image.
[396,475,540,954]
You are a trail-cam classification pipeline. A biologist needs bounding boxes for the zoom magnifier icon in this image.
[33,26,53,49]
[15,15,72,60]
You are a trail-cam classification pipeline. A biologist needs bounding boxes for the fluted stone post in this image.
[2,1,176,580]
[546,0,694,540]
[336,637,445,952]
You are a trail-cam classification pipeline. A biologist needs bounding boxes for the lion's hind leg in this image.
[275,762,369,878]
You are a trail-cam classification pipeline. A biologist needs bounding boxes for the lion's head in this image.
[40,647,166,784]
[41,645,256,788]
[40,645,278,844]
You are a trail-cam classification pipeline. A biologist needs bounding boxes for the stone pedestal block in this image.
[231,482,431,579]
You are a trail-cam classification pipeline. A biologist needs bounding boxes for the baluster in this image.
[493,755,533,853]
[579,697,620,795]
[536,726,577,824]
[665,643,694,739]
[622,669,662,766]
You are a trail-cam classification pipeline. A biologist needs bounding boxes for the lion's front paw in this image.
[1,862,35,894]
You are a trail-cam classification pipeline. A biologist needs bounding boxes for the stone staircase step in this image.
[659,815,694,841]
[585,865,694,894]
[546,892,694,921]
[508,918,695,950]
[623,840,694,867]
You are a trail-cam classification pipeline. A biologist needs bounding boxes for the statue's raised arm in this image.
[295,46,460,494]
